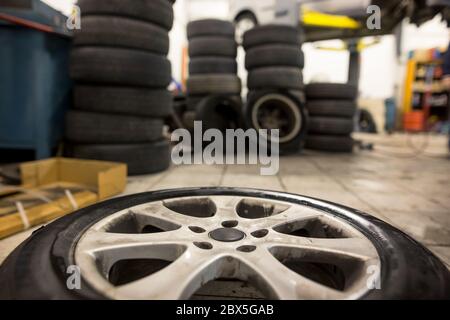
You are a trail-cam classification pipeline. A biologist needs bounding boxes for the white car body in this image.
[230,0,372,26]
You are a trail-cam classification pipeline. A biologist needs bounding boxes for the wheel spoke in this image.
[77,228,193,256]
[235,248,344,300]
[210,196,241,220]
[267,231,377,261]
[131,201,205,227]
[113,247,219,300]
[248,205,322,230]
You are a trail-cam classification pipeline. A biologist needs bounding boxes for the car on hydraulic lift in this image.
[230,0,450,42]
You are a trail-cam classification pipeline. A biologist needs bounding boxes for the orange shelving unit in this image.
[402,48,448,132]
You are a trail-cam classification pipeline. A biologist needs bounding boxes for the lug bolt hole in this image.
[237,245,256,253]
[194,242,213,250]
[189,226,206,233]
[251,229,269,238]
[222,220,239,228]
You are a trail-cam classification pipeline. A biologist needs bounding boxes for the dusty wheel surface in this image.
[0,188,449,300]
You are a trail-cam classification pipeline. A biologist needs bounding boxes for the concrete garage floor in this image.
[1,133,449,270]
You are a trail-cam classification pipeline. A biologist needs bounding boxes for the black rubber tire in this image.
[189,37,237,57]
[187,19,235,39]
[182,111,196,132]
[189,57,237,75]
[248,67,304,90]
[186,95,242,112]
[187,75,241,95]
[307,100,357,118]
[288,90,306,105]
[305,83,358,100]
[186,95,206,112]
[306,135,354,153]
[248,90,306,108]
[245,45,304,70]
[357,109,378,133]
[65,110,164,143]
[1,187,448,300]
[73,86,173,117]
[243,25,301,50]
[245,90,308,155]
[78,0,174,30]
[67,140,171,176]
[70,47,172,88]
[308,117,354,135]
[172,94,187,116]
[73,16,169,55]
[195,95,243,132]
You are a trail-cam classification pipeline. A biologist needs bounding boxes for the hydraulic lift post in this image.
[347,39,361,89]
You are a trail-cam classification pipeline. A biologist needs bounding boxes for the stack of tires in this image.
[185,19,242,131]
[243,25,307,154]
[305,83,358,153]
[65,0,174,175]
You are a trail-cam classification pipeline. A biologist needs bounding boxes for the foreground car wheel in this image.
[1,188,449,300]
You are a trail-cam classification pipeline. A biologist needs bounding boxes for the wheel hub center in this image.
[209,228,245,242]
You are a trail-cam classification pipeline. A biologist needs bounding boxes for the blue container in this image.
[384,98,397,133]
[0,1,72,159]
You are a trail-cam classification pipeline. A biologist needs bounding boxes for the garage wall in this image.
[42,0,74,15]
[359,35,397,99]
[170,0,188,84]
[302,40,350,84]
[402,15,449,53]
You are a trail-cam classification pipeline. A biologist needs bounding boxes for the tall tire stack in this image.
[243,25,307,154]
[305,83,358,153]
[66,0,174,175]
[185,19,242,131]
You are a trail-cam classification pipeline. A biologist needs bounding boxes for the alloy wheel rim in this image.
[75,195,380,300]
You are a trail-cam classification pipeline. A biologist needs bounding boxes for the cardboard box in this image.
[0,158,127,239]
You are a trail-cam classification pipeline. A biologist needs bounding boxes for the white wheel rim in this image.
[251,94,303,144]
[75,195,380,300]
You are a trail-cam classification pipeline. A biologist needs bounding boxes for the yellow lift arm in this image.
[301,8,362,29]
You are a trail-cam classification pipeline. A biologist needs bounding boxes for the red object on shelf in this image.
[403,111,425,132]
